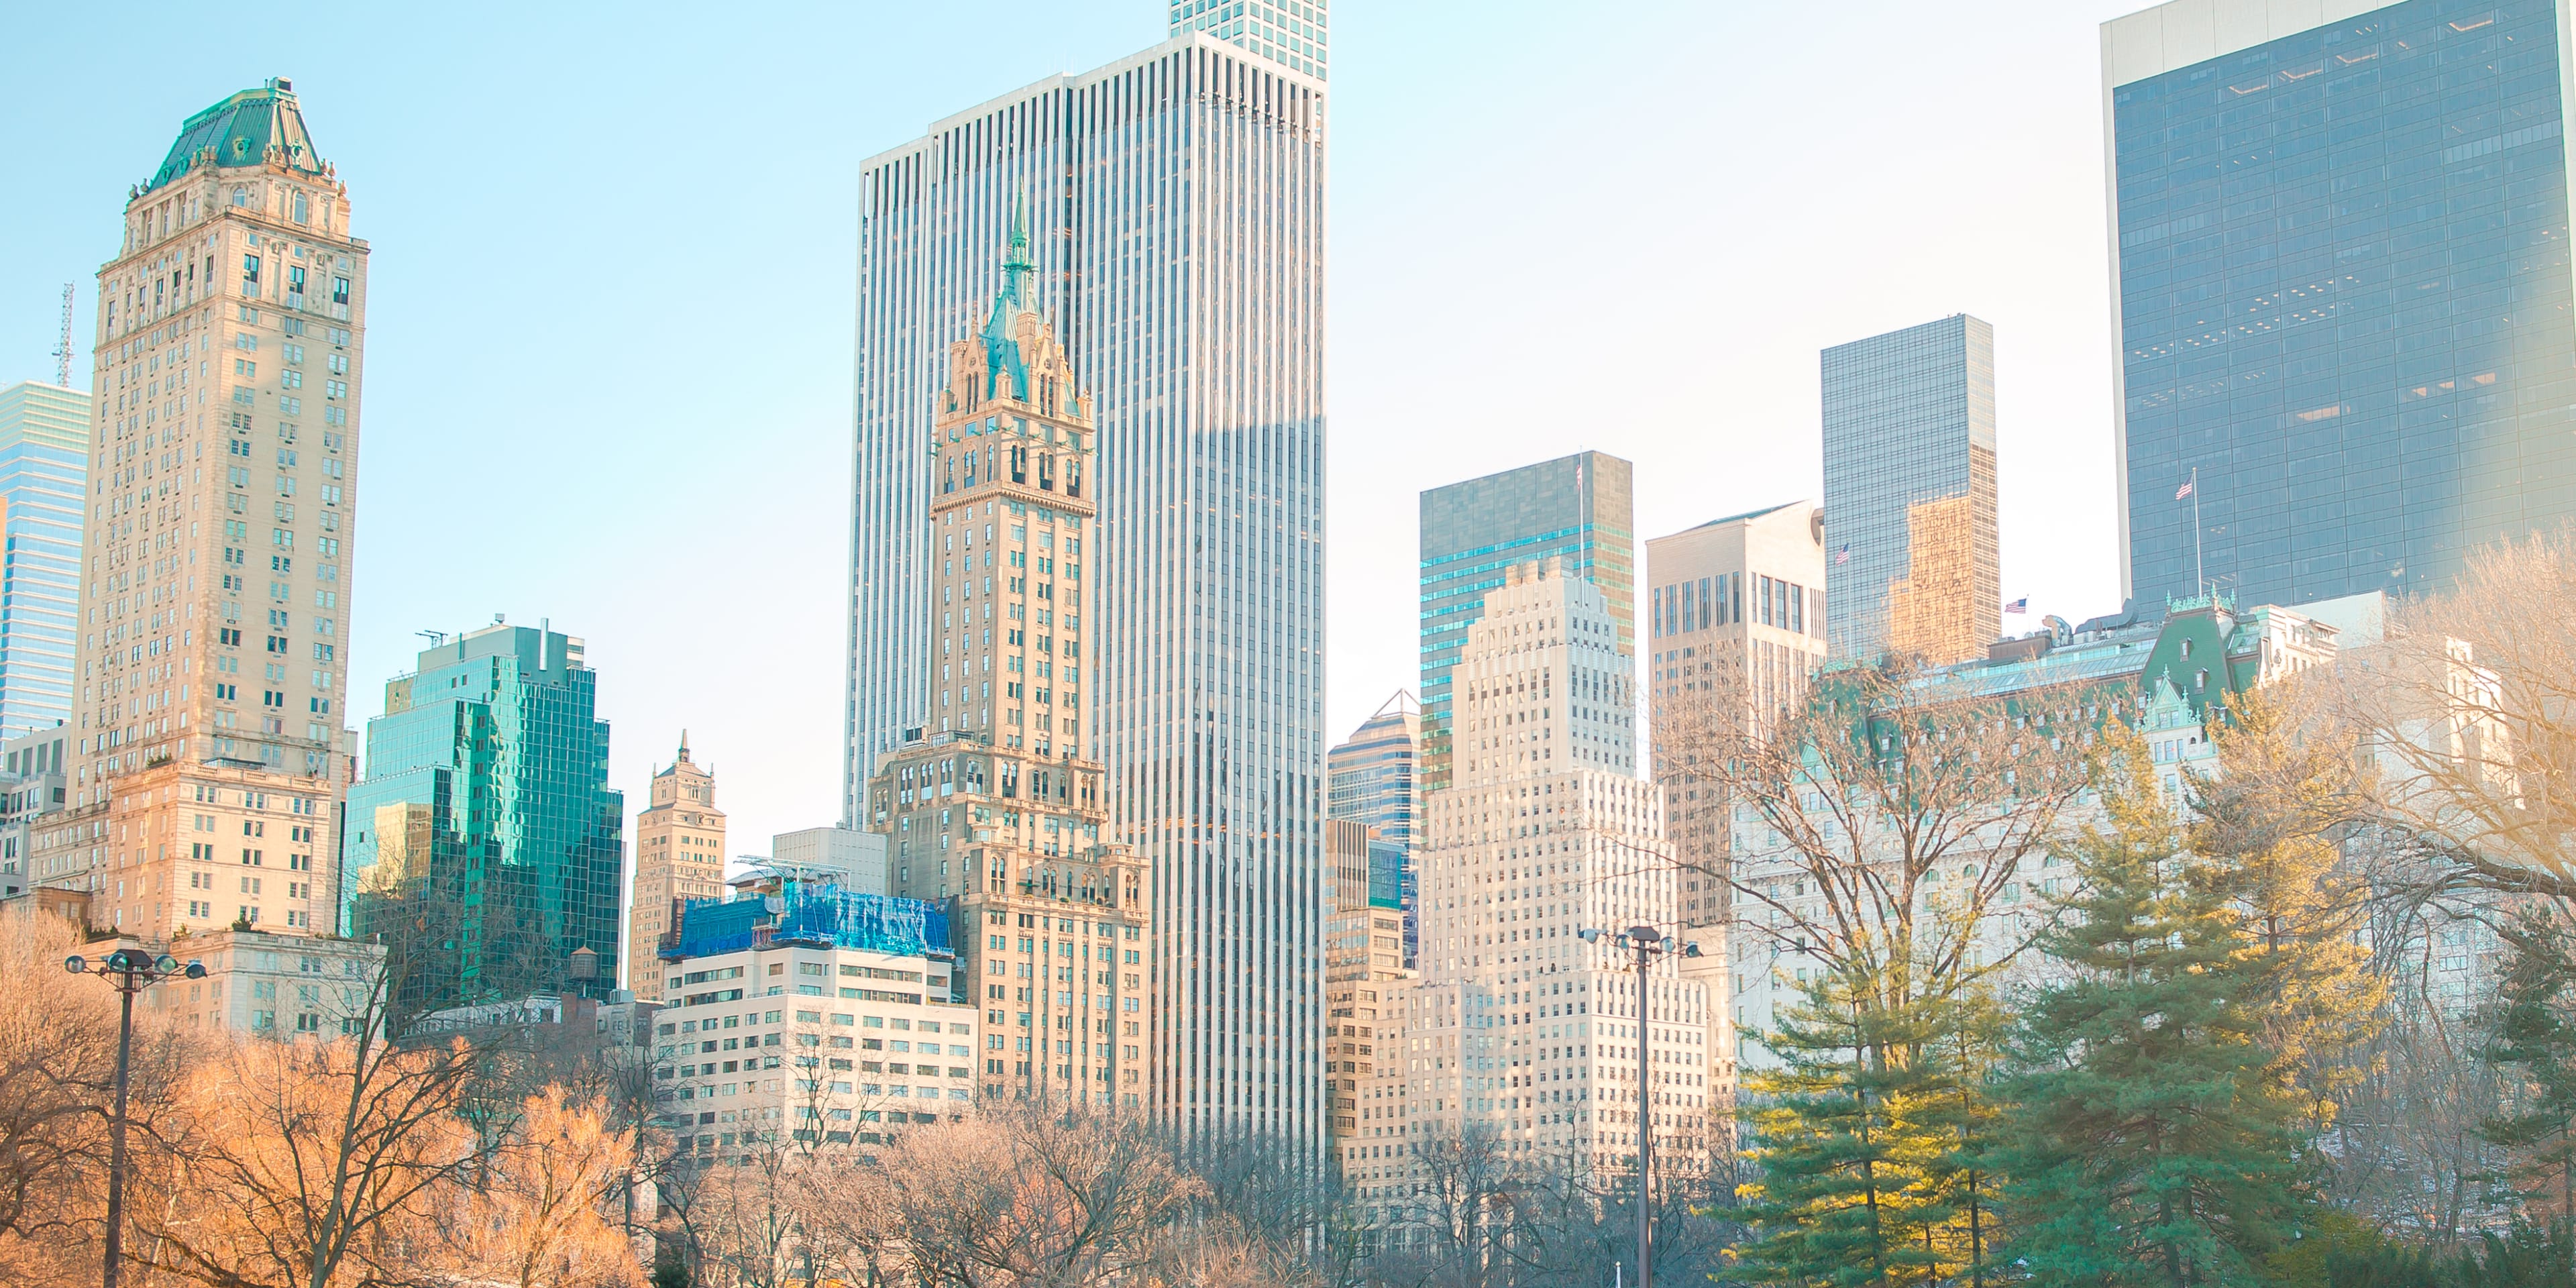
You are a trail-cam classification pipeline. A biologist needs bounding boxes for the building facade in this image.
[0,382,90,740]
[769,826,888,893]
[0,727,71,900]
[1725,594,2348,1071]
[1326,817,1409,1161]
[2104,0,2576,610]
[1419,452,1636,794]
[1401,560,1715,1214]
[629,734,726,1002]
[73,77,367,939]
[1821,315,1998,664]
[849,36,1326,1143]
[652,885,975,1165]
[1644,501,1829,930]
[1170,0,1329,79]
[1328,691,1420,965]
[339,623,625,1014]
[863,230,1152,1110]
[131,926,384,1036]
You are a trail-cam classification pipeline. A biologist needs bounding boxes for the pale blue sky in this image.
[2,0,2143,855]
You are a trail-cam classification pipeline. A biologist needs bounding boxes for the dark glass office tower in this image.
[1417,451,1633,793]
[1821,315,2000,664]
[2106,0,2576,608]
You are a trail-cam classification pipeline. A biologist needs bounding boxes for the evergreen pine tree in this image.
[1737,957,1957,1287]
[1911,985,2010,1288]
[1999,724,2306,1287]
[2483,910,2576,1226]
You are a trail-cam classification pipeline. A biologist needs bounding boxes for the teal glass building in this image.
[340,622,625,1014]
[1417,451,1633,792]
[0,384,89,739]
[2106,0,2576,608]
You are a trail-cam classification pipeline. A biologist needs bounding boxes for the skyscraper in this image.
[2104,0,2576,608]
[848,34,1326,1142]
[1406,559,1715,1178]
[73,77,366,939]
[628,733,725,1002]
[341,623,625,1014]
[0,382,91,739]
[1821,315,1998,664]
[1326,691,1419,963]
[1170,0,1330,79]
[1419,452,1635,794]
[861,231,1153,1109]
[1644,501,1827,926]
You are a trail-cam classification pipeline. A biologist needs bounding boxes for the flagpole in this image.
[2190,466,2203,598]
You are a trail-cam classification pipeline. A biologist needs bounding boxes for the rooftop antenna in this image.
[50,285,72,387]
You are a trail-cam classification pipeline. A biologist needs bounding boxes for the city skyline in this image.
[1,0,2143,857]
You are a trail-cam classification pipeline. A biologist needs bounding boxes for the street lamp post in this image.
[67,947,205,1288]
[1579,924,1699,1288]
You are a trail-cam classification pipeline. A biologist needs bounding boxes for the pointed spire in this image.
[981,194,1042,400]
[677,729,692,764]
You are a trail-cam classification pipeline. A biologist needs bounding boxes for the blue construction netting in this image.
[663,885,952,961]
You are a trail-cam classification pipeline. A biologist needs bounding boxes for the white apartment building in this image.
[1395,559,1717,1224]
[653,895,977,1164]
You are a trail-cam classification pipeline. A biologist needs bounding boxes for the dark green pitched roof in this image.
[146,78,326,193]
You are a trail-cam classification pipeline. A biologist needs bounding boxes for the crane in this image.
[49,284,72,387]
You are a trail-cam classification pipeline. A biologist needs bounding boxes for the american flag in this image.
[1834,544,1850,566]
[2176,478,2195,500]
[2004,597,2029,614]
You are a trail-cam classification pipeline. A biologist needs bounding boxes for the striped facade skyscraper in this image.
[847,34,1327,1145]
[0,382,91,739]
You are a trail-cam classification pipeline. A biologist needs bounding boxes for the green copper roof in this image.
[146,78,326,194]
[979,202,1039,400]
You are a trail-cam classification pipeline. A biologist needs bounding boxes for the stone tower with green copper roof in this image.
[71,77,370,946]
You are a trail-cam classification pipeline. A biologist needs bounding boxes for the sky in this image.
[0,0,2146,861]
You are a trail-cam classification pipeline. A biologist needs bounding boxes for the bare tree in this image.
[420,1091,644,1288]
[880,1101,1200,1288]
[0,906,195,1285]
[2351,524,2576,904]
[1667,654,2095,1018]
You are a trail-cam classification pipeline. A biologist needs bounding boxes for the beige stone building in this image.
[1642,502,1830,1156]
[76,78,364,938]
[864,222,1152,1110]
[630,734,727,1001]
[1327,818,1411,1163]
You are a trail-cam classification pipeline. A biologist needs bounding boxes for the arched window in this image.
[231,186,250,207]
[291,190,309,224]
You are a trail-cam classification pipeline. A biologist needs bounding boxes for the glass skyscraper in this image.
[1821,315,1999,665]
[2105,0,2576,608]
[0,384,88,739]
[341,622,626,1015]
[1326,692,1418,965]
[1417,451,1633,793]
[1171,0,1328,79]
[848,34,1326,1144]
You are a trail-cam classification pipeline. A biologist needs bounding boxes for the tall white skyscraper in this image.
[0,382,91,739]
[847,34,1327,1144]
[1171,0,1329,80]
[1407,560,1717,1178]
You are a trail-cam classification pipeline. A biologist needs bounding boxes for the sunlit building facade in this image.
[1821,315,1998,665]
[1419,452,1635,794]
[849,34,1327,1144]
